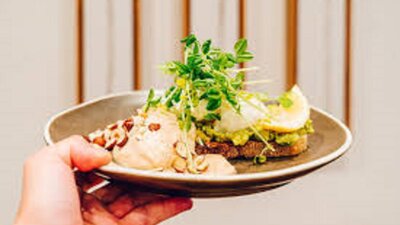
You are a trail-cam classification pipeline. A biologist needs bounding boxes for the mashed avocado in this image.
[198,126,253,146]
[274,119,314,145]
[197,119,314,146]
[275,133,300,146]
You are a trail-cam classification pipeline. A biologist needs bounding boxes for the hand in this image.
[14,135,193,225]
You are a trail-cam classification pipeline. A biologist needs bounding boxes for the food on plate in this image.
[84,34,314,175]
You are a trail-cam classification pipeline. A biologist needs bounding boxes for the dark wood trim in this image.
[344,0,352,127]
[285,0,298,90]
[238,0,246,69]
[182,0,191,37]
[133,0,142,90]
[76,0,84,103]
[238,0,246,39]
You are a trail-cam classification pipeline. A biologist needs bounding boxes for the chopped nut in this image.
[82,135,90,142]
[123,118,134,132]
[172,157,186,173]
[104,139,117,151]
[88,130,103,142]
[92,136,106,147]
[195,155,209,171]
[175,142,187,158]
[194,155,205,164]
[107,123,118,130]
[116,135,128,148]
[148,123,161,131]
[104,126,129,149]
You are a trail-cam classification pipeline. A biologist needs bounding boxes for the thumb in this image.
[53,135,112,171]
[15,135,111,224]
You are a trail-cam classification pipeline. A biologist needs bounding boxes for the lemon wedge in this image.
[261,85,310,132]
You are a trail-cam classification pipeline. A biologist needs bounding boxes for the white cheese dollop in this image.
[214,97,268,132]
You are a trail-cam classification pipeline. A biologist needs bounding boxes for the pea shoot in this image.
[146,34,274,164]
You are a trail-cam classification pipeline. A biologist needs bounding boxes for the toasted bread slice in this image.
[195,135,308,159]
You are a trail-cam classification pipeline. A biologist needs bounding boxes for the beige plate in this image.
[44,91,352,198]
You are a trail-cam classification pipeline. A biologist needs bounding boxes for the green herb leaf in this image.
[193,79,214,88]
[206,98,222,111]
[202,39,211,54]
[237,51,254,63]
[181,34,197,47]
[172,88,182,103]
[232,72,245,89]
[206,88,221,100]
[226,53,236,63]
[144,89,161,112]
[193,42,200,54]
[278,93,293,108]
[173,61,191,74]
[234,39,248,54]
[225,61,235,68]
[188,55,202,67]
[204,113,221,121]
[158,34,255,135]
[253,155,267,164]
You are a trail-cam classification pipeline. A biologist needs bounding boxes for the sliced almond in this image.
[195,156,209,171]
[172,157,187,173]
[187,164,199,174]
[194,155,205,165]
[175,142,187,158]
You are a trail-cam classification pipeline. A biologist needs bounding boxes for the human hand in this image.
[14,135,193,225]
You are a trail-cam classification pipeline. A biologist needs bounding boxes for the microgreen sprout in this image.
[147,34,277,165]
[155,34,254,132]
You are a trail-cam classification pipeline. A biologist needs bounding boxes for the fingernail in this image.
[93,147,111,158]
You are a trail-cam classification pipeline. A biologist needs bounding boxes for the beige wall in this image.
[1,0,400,224]
[0,0,76,223]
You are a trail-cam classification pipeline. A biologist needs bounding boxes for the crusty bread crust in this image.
[195,136,308,159]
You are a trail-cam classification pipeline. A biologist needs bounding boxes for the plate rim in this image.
[44,91,352,183]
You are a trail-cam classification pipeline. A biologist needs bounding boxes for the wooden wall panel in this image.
[297,0,345,121]
[139,0,183,89]
[0,0,76,223]
[110,0,133,93]
[191,0,239,50]
[84,0,109,99]
[84,0,133,99]
[246,0,286,95]
[76,0,84,103]
[285,0,298,90]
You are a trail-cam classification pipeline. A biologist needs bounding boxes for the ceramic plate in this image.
[44,91,352,198]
